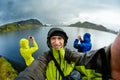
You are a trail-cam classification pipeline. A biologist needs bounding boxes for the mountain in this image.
[0,19,118,34]
[0,19,44,33]
[69,21,118,34]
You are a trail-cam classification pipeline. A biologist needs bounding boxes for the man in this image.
[15,27,120,80]
[73,33,92,52]
[19,36,39,66]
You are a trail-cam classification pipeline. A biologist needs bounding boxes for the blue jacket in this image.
[74,33,92,52]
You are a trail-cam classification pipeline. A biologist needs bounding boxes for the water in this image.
[0,26,117,71]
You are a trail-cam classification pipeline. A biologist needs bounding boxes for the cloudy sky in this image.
[0,0,120,31]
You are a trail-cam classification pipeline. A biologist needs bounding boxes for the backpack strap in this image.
[99,48,109,80]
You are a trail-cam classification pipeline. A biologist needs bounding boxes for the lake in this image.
[0,26,117,71]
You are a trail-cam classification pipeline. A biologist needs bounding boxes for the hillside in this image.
[69,21,118,34]
[0,19,118,34]
[0,56,18,80]
[0,19,44,33]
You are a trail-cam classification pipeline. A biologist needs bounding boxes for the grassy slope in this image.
[0,19,43,33]
[0,56,18,80]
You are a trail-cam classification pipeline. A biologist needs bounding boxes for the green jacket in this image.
[15,46,111,80]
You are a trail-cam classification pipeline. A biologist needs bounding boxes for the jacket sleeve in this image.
[66,46,111,78]
[14,52,49,80]
[76,47,110,69]
[73,39,80,49]
[29,40,39,54]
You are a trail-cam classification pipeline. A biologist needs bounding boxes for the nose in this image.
[54,39,59,44]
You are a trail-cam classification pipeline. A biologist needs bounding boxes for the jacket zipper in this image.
[58,50,61,80]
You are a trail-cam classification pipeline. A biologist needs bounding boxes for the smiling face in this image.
[50,36,64,50]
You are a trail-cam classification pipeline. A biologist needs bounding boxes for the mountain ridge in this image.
[0,19,118,34]
[69,21,118,34]
[0,19,44,33]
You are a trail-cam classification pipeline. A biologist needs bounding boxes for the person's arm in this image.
[73,39,80,49]
[29,36,39,53]
[14,52,48,80]
[73,35,82,48]
[14,60,45,80]
[31,37,39,51]
[66,46,111,79]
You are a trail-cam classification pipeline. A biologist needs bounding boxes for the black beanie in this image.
[50,31,66,40]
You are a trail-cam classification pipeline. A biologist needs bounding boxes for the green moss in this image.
[0,57,18,80]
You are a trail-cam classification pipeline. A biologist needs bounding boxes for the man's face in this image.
[50,36,64,50]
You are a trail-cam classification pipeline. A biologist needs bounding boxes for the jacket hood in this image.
[83,33,91,42]
[20,38,29,48]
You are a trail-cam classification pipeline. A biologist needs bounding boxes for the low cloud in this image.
[0,0,120,31]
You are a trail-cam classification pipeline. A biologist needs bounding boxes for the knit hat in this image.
[47,28,68,48]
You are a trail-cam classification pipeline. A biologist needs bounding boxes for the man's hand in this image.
[78,35,82,41]
[28,36,35,41]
